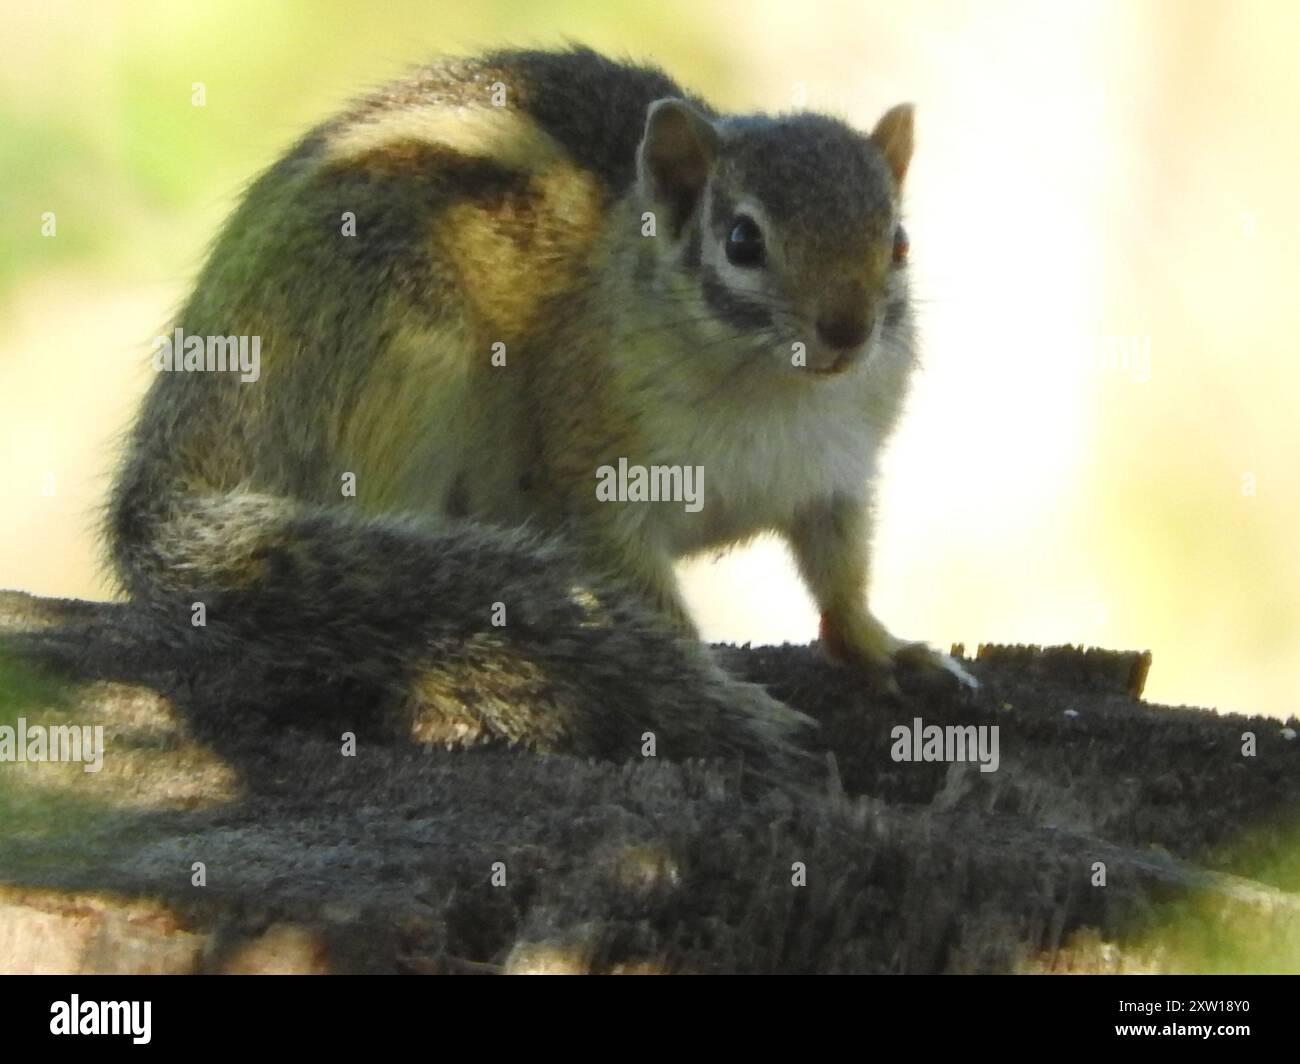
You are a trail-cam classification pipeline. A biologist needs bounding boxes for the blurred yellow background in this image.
[1,0,1296,719]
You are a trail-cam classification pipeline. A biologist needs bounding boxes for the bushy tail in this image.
[106,490,817,778]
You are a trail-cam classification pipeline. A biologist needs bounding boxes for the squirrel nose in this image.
[815,312,870,351]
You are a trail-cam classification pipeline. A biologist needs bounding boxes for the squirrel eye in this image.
[892,224,909,266]
[725,215,765,268]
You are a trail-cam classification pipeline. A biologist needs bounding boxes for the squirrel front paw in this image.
[818,612,979,695]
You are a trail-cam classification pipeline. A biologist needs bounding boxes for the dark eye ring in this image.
[892,224,909,266]
[726,215,765,267]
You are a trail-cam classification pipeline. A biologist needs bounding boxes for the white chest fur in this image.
[638,371,883,556]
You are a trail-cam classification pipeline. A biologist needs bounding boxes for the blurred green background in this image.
[2,0,1298,723]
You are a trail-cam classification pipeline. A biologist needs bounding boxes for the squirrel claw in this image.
[819,615,979,696]
[891,641,980,692]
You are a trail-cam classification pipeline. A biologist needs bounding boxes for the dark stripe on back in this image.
[487,47,711,193]
[314,142,540,295]
[321,141,531,204]
[315,48,712,198]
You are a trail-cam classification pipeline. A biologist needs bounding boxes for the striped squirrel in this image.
[106,46,974,777]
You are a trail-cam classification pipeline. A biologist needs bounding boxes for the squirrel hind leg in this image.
[400,577,820,785]
[522,598,820,781]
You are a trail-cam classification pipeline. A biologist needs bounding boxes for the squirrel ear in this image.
[637,98,719,235]
[870,103,914,189]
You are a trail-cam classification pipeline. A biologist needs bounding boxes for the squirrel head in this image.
[635,99,913,377]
